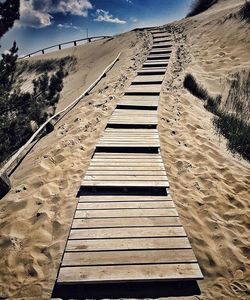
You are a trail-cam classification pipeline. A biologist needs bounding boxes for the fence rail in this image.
[19,36,111,59]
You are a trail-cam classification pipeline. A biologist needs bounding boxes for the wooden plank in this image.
[137,69,166,75]
[84,175,167,181]
[91,158,162,161]
[77,201,174,210]
[120,95,159,101]
[93,153,162,157]
[66,237,190,251]
[147,55,170,60]
[85,171,166,176]
[117,100,158,107]
[79,195,173,202]
[125,85,161,94]
[81,181,169,187]
[132,75,164,83]
[72,216,181,229]
[57,263,203,283]
[112,109,157,114]
[96,143,160,147]
[88,162,164,166]
[74,209,177,219]
[87,167,165,171]
[62,249,197,267]
[69,226,185,239]
[105,128,158,132]
[150,49,172,54]
[153,35,172,39]
[153,39,172,43]
[152,43,172,49]
[143,62,168,67]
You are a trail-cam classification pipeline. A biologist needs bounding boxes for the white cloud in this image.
[17,0,93,28]
[57,22,79,30]
[125,0,133,4]
[94,9,126,24]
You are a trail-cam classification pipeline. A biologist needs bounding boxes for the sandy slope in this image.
[0,1,250,299]
[0,30,151,299]
[159,1,250,299]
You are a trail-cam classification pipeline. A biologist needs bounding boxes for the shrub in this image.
[17,56,76,75]
[239,1,250,22]
[184,72,250,161]
[213,112,250,161]
[183,74,208,100]
[187,0,218,17]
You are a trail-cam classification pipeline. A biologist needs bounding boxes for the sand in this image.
[0,30,151,299]
[158,1,250,299]
[0,0,250,299]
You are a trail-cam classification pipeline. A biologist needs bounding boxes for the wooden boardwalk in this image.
[53,29,203,298]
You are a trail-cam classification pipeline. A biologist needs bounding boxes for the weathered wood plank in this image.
[137,68,166,75]
[132,75,164,83]
[93,153,162,157]
[77,201,174,210]
[69,226,185,239]
[72,216,180,229]
[57,263,203,283]
[84,175,167,181]
[105,128,158,132]
[81,180,169,187]
[75,209,177,219]
[143,62,168,67]
[79,195,173,202]
[125,85,161,94]
[87,167,165,171]
[85,171,166,176]
[66,237,190,252]
[96,144,160,148]
[117,100,158,107]
[87,161,164,170]
[62,249,197,266]
[120,95,159,101]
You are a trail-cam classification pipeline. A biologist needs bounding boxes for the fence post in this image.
[74,41,77,46]
[42,50,44,54]
[0,172,11,199]
[59,44,61,50]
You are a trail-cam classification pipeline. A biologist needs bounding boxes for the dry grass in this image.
[186,0,218,17]
[184,72,250,161]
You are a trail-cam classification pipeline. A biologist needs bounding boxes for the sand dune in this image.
[0,1,249,299]
[159,1,250,299]
[0,30,151,299]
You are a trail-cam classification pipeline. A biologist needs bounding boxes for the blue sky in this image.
[1,0,192,56]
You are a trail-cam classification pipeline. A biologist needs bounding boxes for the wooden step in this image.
[150,49,172,55]
[57,263,203,283]
[152,43,172,49]
[125,84,161,95]
[147,55,170,60]
[143,61,168,68]
[132,74,164,84]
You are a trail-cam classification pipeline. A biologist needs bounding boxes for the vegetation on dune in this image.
[17,56,77,75]
[183,74,221,114]
[184,73,250,161]
[0,44,74,164]
[186,0,218,17]
[0,1,76,164]
[0,0,20,37]
[239,0,250,22]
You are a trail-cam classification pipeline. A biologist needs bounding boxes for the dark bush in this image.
[213,112,250,161]
[184,74,208,100]
[239,1,250,22]
[187,0,218,17]
[184,72,250,161]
